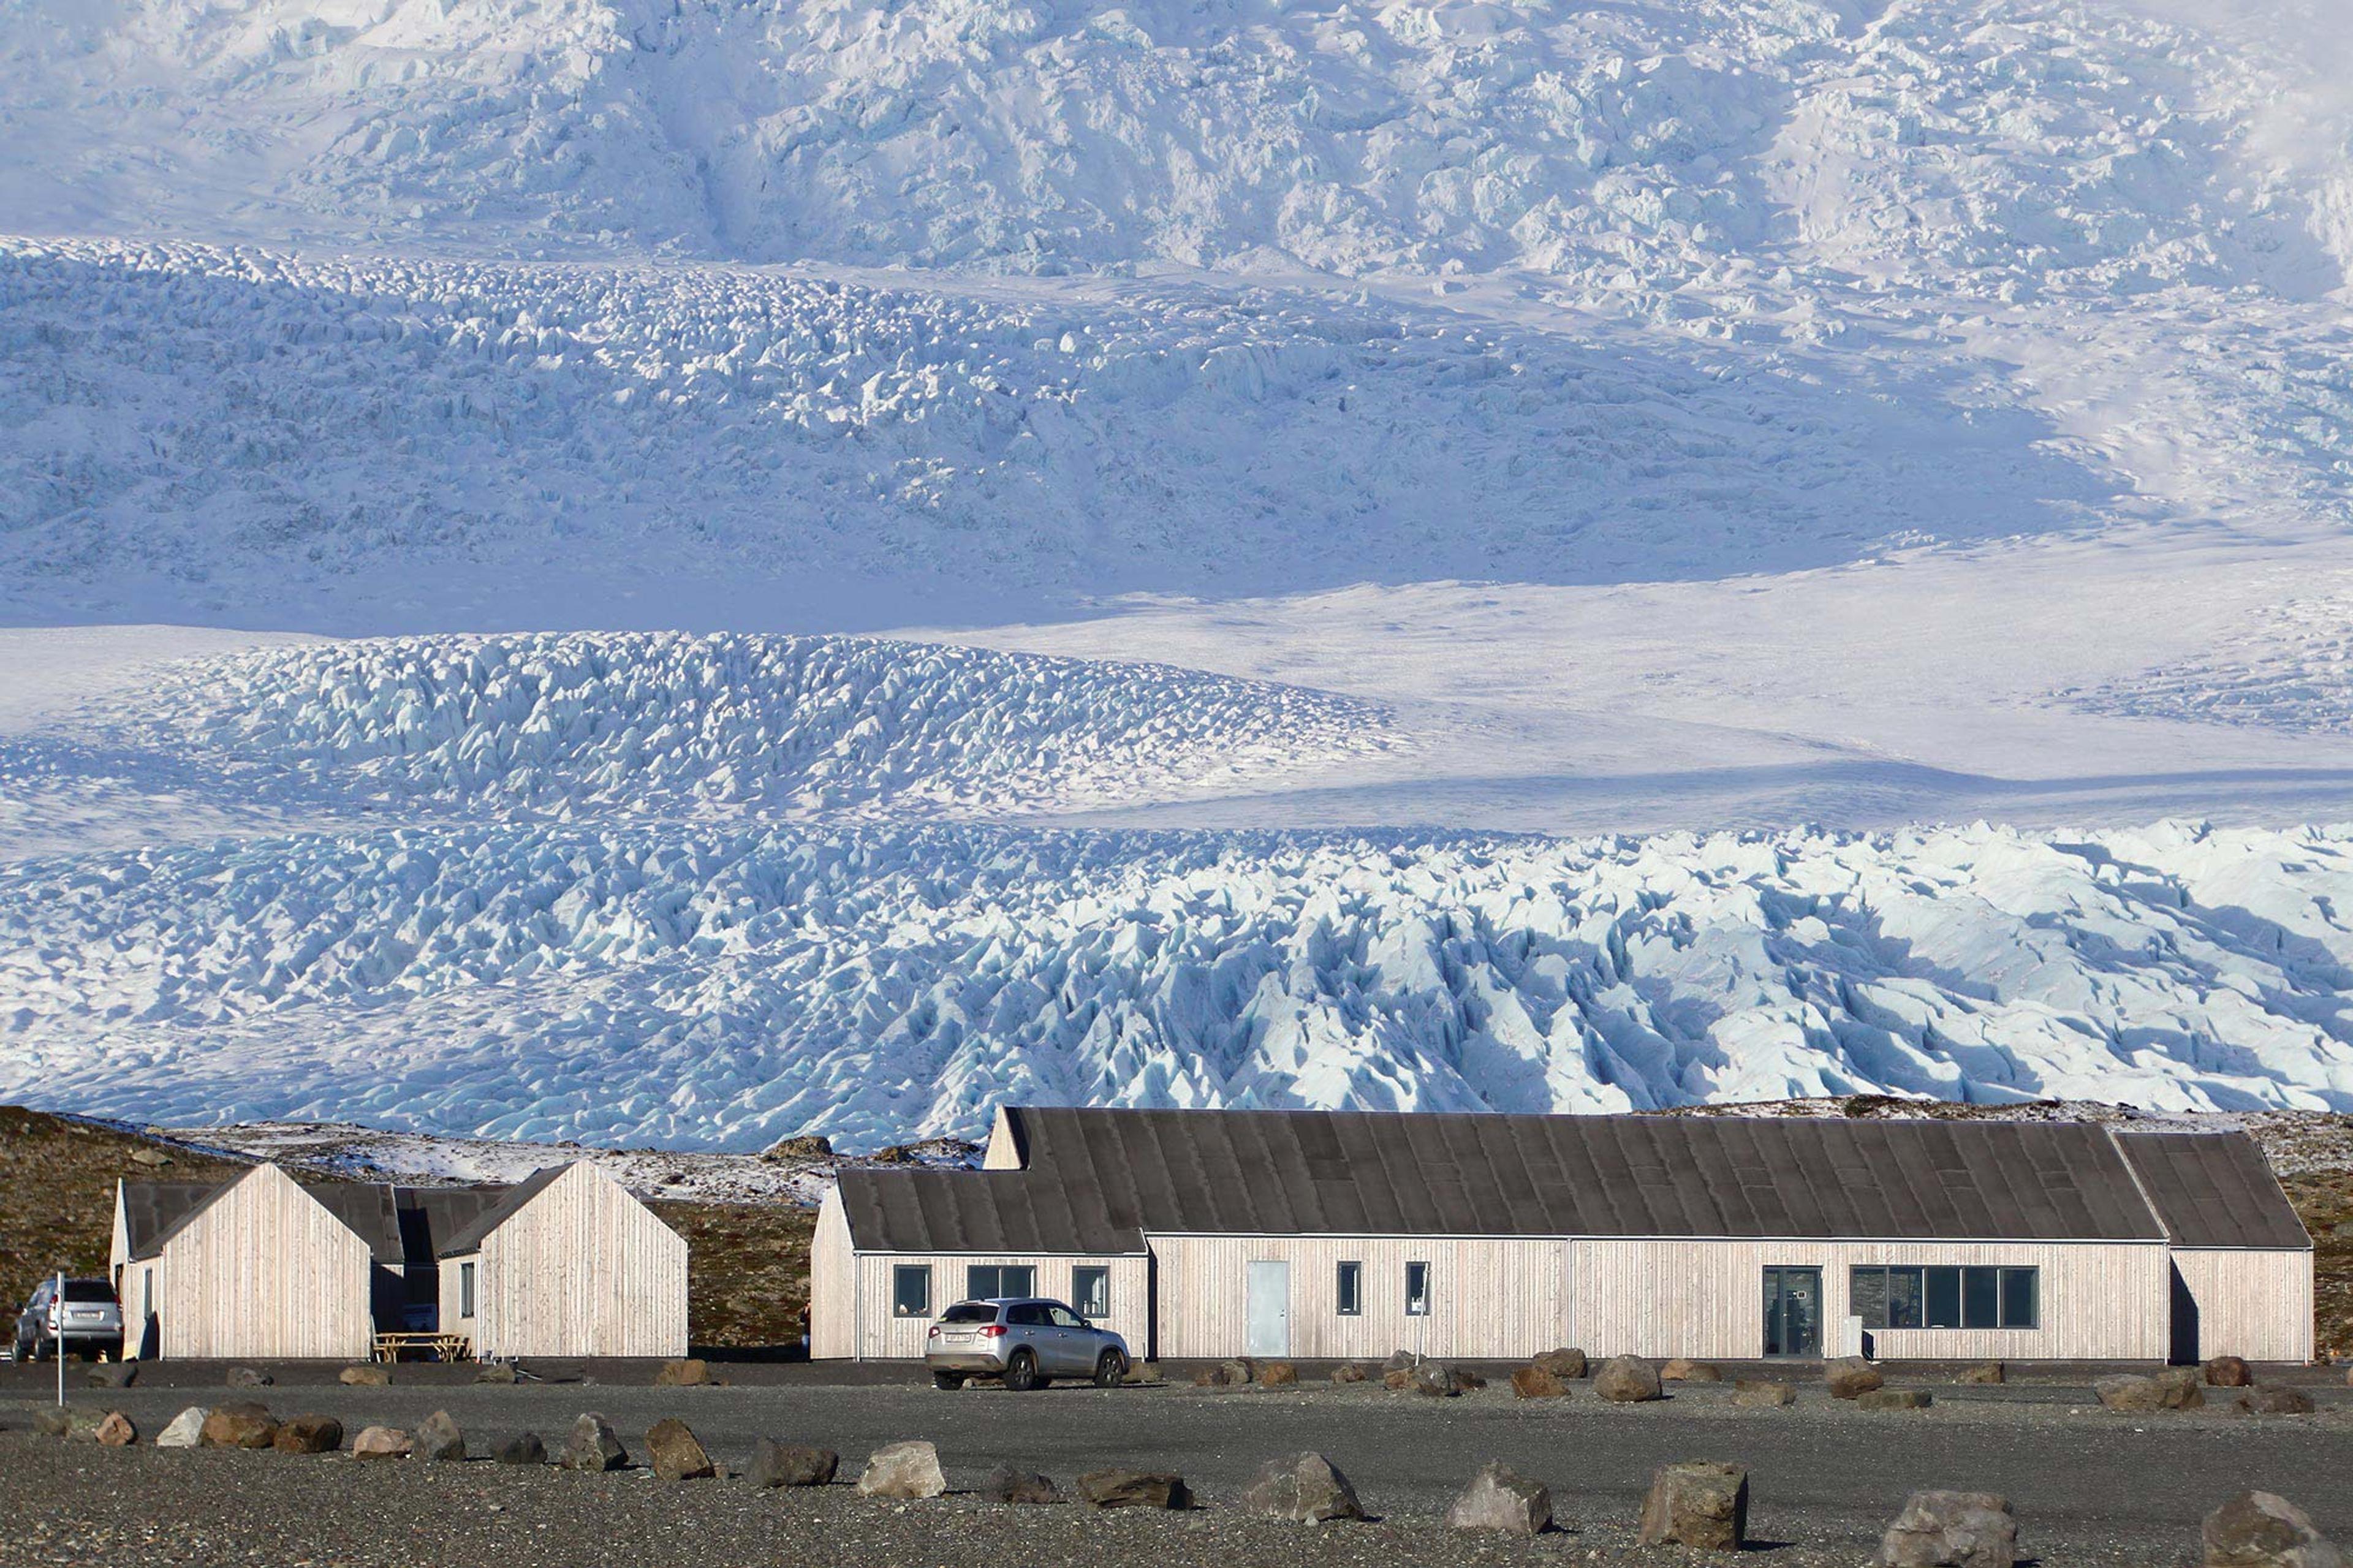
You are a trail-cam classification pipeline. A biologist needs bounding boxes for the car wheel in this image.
[1002,1349,1040,1392]
[1093,1350,1127,1388]
[931,1371,966,1390]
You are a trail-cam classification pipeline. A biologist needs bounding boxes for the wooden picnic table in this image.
[373,1331,473,1364]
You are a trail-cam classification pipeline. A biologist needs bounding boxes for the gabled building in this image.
[811,1107,2313,1365]
[434,1162,689,1360]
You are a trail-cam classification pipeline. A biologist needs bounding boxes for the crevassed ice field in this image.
[6,0,2353,1148]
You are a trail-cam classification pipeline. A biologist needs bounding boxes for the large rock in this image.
[654,1358,711,1387]
[416,1409,466,1462]
[2097,1371,2203,1412]
[1243,1452,1365,1523]
[155,1407,210,1449]
[94,1411,137,1447]
[200,1403,279,1449]
[1511,1366,1569,1399]
[1638,1461,1749,1550]
[1859,1388,1934,1412]
[2156,1368,2207,1409]
[1877,1490,2019,1568]
[352,1426,412,1460]
[223,1366,272,1388]
[1381,1350,1416,1373]
[476,1362,521,1384]
[983,1466,1063,1505]
[1257,1361,1298,1388]
[1733,1379,1797,1408]
[1330,1363,1369,1385]
[1447,1462,1553,1536]
[63,1407,110,1442]
[86,1362,136,1389]
[1381,1368,1414,1391]
[858,1441,947,1499]
[645,1418,716,1480]
[559,1414,628,1472]
[1219,1358,1257,1387]
[1412,1362,1469,1398]
[1958,1363,2006,1386]
[339,1364,391,1387]
[1826,1357,1885,1399]
[1077,1469,1191,1509]
[496,1432,548,1466]
[2241,1387,2317,1416]
[2207,1356,2255,1388]
[31,1407,70,1438]
[1594,1356,1664,1403]
[1531,1347,1587,1380]
[2202,1491,2345,1567]
[1662,1358,1723,1383]
[749,1441,838,1488]
[273,1415,343,1455]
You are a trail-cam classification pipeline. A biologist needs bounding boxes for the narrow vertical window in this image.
[893,1264,932,1318]
[1923,1267,1961,1329]
[1404,1261,1431,1317]
[459,1262,477,1320]
[1999,1268,2039,1328]
[1072,1265,1110,1320]
[1961,1267,2001,1329]
[1335,1260,1363,1316]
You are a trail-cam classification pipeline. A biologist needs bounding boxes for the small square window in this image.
[893,1265,932,1319]
[1404,1261,1431,1317]
[1072,1266,1110,1320]
[1336,1261,1363,1316]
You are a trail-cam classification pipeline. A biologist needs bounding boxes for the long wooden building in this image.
[811,1107,2313,1365]
[112,1160,684,1360]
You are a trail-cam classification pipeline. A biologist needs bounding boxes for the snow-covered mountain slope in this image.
[5,819,2352,1149]
[102,630,1402,818]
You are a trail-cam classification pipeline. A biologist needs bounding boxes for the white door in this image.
[1246,1260,1290,1356]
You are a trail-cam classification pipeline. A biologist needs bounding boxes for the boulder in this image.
[1859,1389,1934,1412]
[2156,1368,2207,1409]
[1594,1355,1664,1403]
[559,1414,628,1472]
[94,1411,137,1447]
[983,1466,1063,1505]
[352,1426,412,1460]
[86,1362,136,1389]
[2207,1356,2255,1388]
[1531,1347,1588,1380]
[1447,1462,1553,1536]
[339,1364,392,1387]
[1958,1363,2006,1386]
[2096,1374,2164,1412]
[1411,1362,1468,1398]
[496,1432,548,1466]
[1662,1358,1722,1383]
[1382,1350,1416,1373]
[1243,1452,1365,1524]
[63,1407,110,1442]
[645,1418,716,1480]
[1826,1357,1885,1399]
[1733,1380,1797,1409]
[858,1440,947,1499]
[749,1441,837,1488]
[1330,1363,1369,1385]
[1219,1358,1257,1387]
[155,1407,210,1449]
[273,1415,343,1455]
[1193,1366,1232,1388]
[31,1407,70,1438]
[1637,1461,1749,1551]
[476,1362,521,1384]
[1257,1361,1298,1388]
[200,1403,279,1449]
[416,1409,466,1463]
[2201,1491,2345,1567]
[1510,1366,1568,1399]
[2241,1387,2317,1416]
[1381,1368,1414,1391]
[1877,1490,2019,1568]
[1077,1469,1190,1509]
[224,1366,271,1388]
[654,1358,711,1387]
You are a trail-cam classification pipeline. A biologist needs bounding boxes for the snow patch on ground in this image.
[2064,585,2353,737]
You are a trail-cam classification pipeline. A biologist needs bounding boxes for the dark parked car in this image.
[925,1297,1130,1390]
[12,1277,124,1362]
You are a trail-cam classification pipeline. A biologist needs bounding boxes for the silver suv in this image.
[925,1296,1131,1391]
[13,1277,124,1362]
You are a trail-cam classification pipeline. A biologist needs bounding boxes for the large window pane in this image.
[1850,1267,1889,1329]
[1924,1267,1962,1329]
[966,1264,1037,1301]
[1962,1267,1999,1329]
[1887,1267,1923,1328]
[1072,1266,1110,1319]
[893,1264,931,1318]
[2000,1268,2039,1329]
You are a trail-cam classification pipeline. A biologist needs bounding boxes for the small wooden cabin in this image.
[435,1162,689,1359]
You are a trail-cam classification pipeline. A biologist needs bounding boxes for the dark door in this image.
[1762,1266,1824,1357]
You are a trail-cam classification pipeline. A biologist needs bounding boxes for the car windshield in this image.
[62,1282,113,1303]
[940,1302,998,1324]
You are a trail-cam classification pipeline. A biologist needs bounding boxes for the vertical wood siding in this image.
[809,1189,856,1360]
[1148,1235,1569,1362]
[157,1165,374,1360]
[1572,1238,2174,1361]
[2170,1248,2313,1363]
[452,1164,689,1358]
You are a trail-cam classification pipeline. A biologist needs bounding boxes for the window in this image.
[1072,1265,1110,1320]
[1404,1261,1431,1317]
[1851,1266,2037,1330]
[1007,1302,1051,1327]
[892,1265,931,1319]
[1335,1260,1363,1316]
[941,1302,998,1324]
[142,1268,154,1320]
[1047,1305,1086,1329]
[459,1262,477,1320]
[966,1264,1036,1301]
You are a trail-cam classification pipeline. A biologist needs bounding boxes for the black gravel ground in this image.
[4,1363,2350,1566]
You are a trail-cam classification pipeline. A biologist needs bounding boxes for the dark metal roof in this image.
[123,1171,529,1264]
[118,1182,226,1261]
[436,1165,570,1257]
[833,1108,2257,1251]
[2112,1131,2312,1250]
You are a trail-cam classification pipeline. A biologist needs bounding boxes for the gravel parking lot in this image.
[4,1362,2349,1566]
